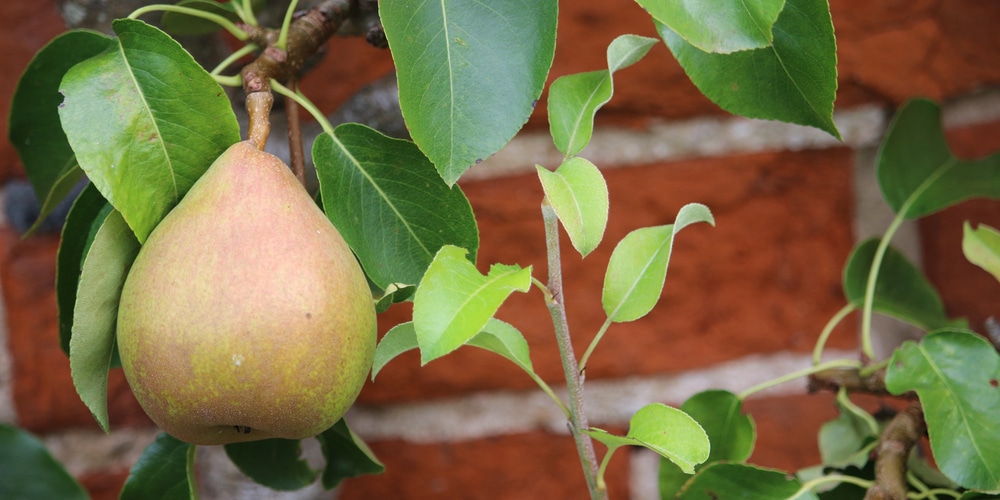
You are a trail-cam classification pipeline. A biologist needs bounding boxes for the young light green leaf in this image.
[878,99,1000,219]
[658,0,839,138]
[659,390,756,497]
[120,433,196,500]
[317,419,385,489]
[58,18,240,243]
[678,462,818,499]
[587,403,709,474]
[9,30,113,234]
[0,424,88,500]
[548,35,657,156]
[637,0,785,53]
[962,222,1000,282]
[412,246,532,364]
[69,209,140,433]
[372,322,419,379]
[381,0,557,184]
[818,389,877,468]
[536,158,609,257]
[843,238,965,331]
[603,203,714,322]
[885,329,1000,491]
[224,439,318,491]
[314,125,479,289]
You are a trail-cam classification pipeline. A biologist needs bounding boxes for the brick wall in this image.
[2,1,1000,499]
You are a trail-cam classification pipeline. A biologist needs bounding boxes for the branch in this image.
[864,402,925,500]
[807,367,916,400]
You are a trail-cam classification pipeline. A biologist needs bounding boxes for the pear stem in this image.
[247,91,273,150]
[285,79,307,186]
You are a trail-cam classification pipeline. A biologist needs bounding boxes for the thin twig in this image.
[285,79,306,185]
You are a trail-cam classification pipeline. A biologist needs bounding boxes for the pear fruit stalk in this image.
[117,141,376,445]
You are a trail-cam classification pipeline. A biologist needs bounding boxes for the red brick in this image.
[340,430,630,499]
[361,148,857,404]
[78,468,130,500]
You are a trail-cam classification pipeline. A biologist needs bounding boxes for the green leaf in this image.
[603,203,714,322]
[637,0,785,53]
[962,222,1000,282]
[818,390,877,468]
[9,30,113,234]
[658,0,839,138]
[0,424,88,500]
[58,18,240,243]
[877,98,1000,219]
[679,462,818,499]
[56,184,112,356]
[548,35,657,156]
[316,419,384,489]
[381,0,557,184]
[537,158,609,257]
[161,0,241,36]
[69,209,140,433]
[885,330,1000,491]
[224,439,318,491]
[313,125,479,289]
[586,403,709,474]
[375,283,415,313]
[412,246,532,364]
[659,390,756,498]
[120,433,196,500]
[843,238,965,331]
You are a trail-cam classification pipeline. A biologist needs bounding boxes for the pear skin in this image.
[117,141,376,445]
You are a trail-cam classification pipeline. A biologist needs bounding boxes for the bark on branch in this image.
[864,402,926,500]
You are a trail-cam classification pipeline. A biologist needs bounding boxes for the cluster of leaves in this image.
[3,0,1000,498]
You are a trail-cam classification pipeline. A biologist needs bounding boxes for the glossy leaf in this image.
[224,439,318,491]
[69,210,140,432]
[381,0,557,184]
[877,98,1000,219]
[9,30,113,234]
[962,222,1000,282]
[58,18,240,243]
[658,0,839,138]
[161,0,243,36]
[637,0,785,53]
[0,424,88,500]
[412,246,532,364]
[317,420,384,489]
[120,433,196,500]
[603,203,714,322]
[537,158,608,257]
[586,403,709,474]
[660,390,756,497]
[548,35,657,156]
[314,125,479,289]
[886,330,1000,491]
[679,462,817,499]
[843,238,965,331]
[56,184,112,355]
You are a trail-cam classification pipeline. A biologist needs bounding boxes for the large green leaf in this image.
[678,462,818,499]
[963,222,1000,282]
[658,0,839,138]
[56,184,112,356]
[224,439,318,491]
[603,203,714,322]
[586,403,709,474]
[58,18,240,243]
[843,238,965,331]
[381,0,557,184]
[548,35,658,157]
[412,246,532,364]
[660,390,756,498]
[886,330,1000,491]
[537,158,609,257]
[637,0,785,53]
[0,424,88,500]
[313,125,479,289]
[69,210,140,432]
[877,99,1000,219]
[119,433,196,500]
[9,30,113,234]
[317,420,384,489]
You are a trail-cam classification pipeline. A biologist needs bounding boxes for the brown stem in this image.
[285,79,306,185]
[808,368,916,399]
[246,91,273,150]
[864,402,925,500]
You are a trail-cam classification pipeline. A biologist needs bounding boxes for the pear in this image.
[116,141,376,445]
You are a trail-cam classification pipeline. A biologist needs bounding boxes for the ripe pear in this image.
[116,141,376,445]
